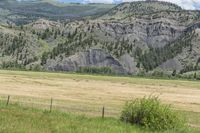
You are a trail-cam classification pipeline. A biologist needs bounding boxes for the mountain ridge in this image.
[0,0,114,25]
[0,1,200,76]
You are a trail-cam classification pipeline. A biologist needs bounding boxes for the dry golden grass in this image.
[0,70,200,126]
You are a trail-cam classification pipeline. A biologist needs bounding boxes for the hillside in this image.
[102,1,182,19]
[0,0,114,25]
[0,1,200,75]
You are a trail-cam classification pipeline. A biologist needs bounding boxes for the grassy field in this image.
[0,70,200,128]
[0,103,199,133]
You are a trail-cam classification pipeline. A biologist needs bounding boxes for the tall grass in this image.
[0,101,199,133]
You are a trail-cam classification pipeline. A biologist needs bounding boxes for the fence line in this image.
[0,95,122,118]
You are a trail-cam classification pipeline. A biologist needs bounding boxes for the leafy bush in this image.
[120,96,186,130]
[78,67,115,75]
[29,64,43,71]
[1,61,25,69]
[151,70,165,77]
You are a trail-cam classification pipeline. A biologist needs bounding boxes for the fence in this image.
[0,94,122,118]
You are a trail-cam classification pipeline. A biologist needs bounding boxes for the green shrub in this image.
[1,61,25,69]
[152,70,165,77]
[29,64,43,71]
[120,96,186,130]
[78,66,115,75]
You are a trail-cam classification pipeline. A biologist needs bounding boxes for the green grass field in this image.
[0,102,199,133]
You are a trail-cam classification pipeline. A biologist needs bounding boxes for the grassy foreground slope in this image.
[0,103,199,133]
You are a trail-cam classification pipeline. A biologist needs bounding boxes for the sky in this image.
[17,0,200,10]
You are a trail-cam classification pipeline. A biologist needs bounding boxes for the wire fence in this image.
[0,94,122,118]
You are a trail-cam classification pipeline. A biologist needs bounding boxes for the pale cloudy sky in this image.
[19,0,200,10]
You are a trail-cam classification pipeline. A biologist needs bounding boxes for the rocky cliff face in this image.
[43,1,199,74]
[45,49,127,74]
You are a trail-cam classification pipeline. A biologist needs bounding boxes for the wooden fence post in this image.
[6,95,10,106]
[102,106,105,119]
[50,98,53,112]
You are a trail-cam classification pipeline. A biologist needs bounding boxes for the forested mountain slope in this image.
[0,1,200,75]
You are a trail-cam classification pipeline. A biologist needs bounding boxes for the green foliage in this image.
[194,72,197,79]
[107,1,182,18]
[120,96,186,130]
[41,51,50,65]
[0,34,26,56]
[181,71,200,80]
[0,61,25,69]
[180,65,200,74]
[172,70,177,76]
[29,64,43,71]
[0,102,198,133]
[151,69,165,77]
[78,67,115,75]
[138,32,195,71]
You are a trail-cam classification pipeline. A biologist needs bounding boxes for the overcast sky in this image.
[57,0,200,10]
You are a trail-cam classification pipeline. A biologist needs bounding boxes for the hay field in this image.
[0,70,200,127]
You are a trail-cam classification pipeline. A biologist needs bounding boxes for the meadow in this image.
[1,102,200,133]
[0,70,200,130]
